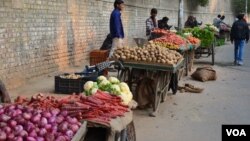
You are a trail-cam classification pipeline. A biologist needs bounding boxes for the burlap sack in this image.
[191,67,217,82]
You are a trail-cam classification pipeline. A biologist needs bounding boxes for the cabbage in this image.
[110,84,121,95]
[119,92,133,105]
[84,81,94,91]
[84,81,98,96]
[99,79,112,91]
[97,76,107,84]
[119,82,130,93]
[108,77,120,84]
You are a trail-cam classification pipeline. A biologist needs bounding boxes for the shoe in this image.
[238,61,243,66]
[234,61,238,66]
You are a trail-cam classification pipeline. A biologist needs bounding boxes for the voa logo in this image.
[226,129,247,136]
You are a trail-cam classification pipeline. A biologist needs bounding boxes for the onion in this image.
[55,136,66,141]
[70,124,79,133]
[31,114,41,123]
[39,128,47,136]
[19,130,28,137]
[0,114,11,122]
[56,116,64,124]
[65,130,74,138]
[0,105,3,109]
[45,124,52,130]
[7,133,15,140]
[42,111,52,118]
[58,122,68,132]
[51,126,58,134]
[3,126,11,134]
[15,109,23,115]
[17,105,24,110]
[25,107,34,113]
[51,109,60,116]
[0,131,7,140]
[29,130,37,137]
[45,133,55,141]
[8,120,17,128]
[25,122,35,132]
[48,116,56,123]
[27,136,36,141]
[8,105,16,110]
[36,137,45,141]
[0,109,4,114]
[40,117,48,127]
[15,125,24,135]
[67,117,78,124]
[0,122,7,128]
[14,136,23,141]
[23,112,32,120]
[60,111,68,117]
[16,116,26,125]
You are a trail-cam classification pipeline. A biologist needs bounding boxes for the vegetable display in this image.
[113,46,183,66]
[14,91,130,127]
[186,27,214,48]
[186,36,200,45]
[84,76,133,105]
[152,30,187,49]
[0,104,81,141]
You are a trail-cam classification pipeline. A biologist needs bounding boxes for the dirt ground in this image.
[9,42,250,141]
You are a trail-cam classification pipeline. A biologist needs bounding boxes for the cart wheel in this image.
[211,43,215,65]
[116,121,136,141]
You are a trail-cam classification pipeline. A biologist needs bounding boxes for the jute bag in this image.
[191,67,217,82]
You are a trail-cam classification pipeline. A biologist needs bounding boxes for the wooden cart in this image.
[118,59,184,117]
[72,111,136,141]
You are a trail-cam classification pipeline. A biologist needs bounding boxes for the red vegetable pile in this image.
[153,31,187,46]
[15,91,129,126]
[0,104,81,141]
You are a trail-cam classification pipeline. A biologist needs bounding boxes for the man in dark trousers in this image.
[0,80,11,103]
[230,13,249,66]
[109,0,125,58]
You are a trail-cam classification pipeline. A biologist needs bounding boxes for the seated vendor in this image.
[0,80,11,103]
[158,17,172,30]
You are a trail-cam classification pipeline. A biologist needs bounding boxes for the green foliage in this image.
[188,27,214,48]
[231,0,250,14]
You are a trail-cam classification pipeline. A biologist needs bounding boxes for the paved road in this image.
[134,42,250,141]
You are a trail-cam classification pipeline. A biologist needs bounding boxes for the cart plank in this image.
[72,121,87,141]
[122,59,184,73]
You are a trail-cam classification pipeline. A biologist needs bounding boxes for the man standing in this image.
[213,14,222,28]
[230,13,249,66]
[146,8,158,39]
[109,0,125,58]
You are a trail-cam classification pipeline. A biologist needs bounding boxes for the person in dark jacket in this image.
[230,13,249,66]
[109,0,125,58]
[158,17,172,30]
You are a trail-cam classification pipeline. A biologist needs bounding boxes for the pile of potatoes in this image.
[113,46,183,65]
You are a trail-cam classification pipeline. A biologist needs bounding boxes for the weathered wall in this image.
[0,0,233,89]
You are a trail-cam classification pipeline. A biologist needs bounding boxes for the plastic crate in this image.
[55,73,98,94]
[89,50,108,66]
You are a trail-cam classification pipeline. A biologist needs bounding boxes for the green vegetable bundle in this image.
[190,27,214,48]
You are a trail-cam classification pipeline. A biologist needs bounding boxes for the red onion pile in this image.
[0,104,81,141]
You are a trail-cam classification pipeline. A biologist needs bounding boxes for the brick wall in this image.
[0,0,233,89]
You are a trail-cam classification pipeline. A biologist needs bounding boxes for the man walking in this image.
[230,13,249,66]
[109,0,125,58]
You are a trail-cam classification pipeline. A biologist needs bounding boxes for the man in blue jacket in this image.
[109,0,125,58]
[230,13,249,66]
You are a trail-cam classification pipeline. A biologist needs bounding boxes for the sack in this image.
[191,67,217,82]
